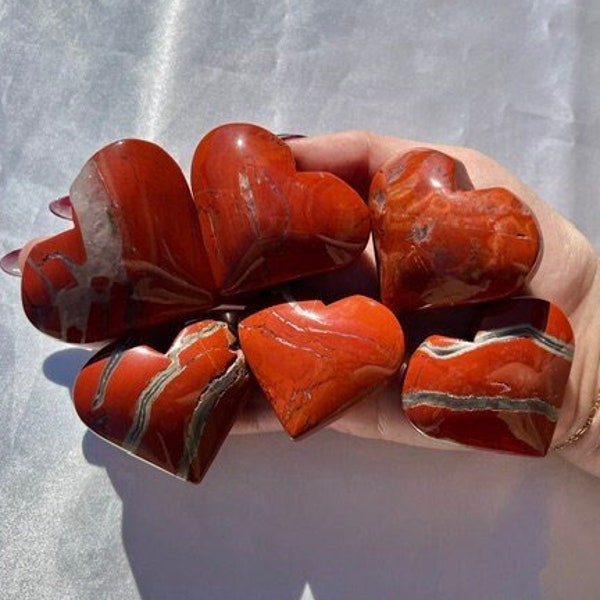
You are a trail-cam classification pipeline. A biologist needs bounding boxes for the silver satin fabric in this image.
[1,1,599,598]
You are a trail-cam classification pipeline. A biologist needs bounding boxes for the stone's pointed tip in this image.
[0,249,22,277]
[276,133,307,141]
[48,195,73,220]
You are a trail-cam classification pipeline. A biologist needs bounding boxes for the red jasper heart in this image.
[73,319,251,483]
[402,298,574,456]
[369,149,541,313]
[238,295,405,438]
[21,139,215,342]
[191,123,371,297]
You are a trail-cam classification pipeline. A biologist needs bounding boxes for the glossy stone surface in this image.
[191,123,370,297]
[21,139,215,342]
[73,319,251,483]
[369,149,541,313]
[402,298,574,456]
[238,295,405,438]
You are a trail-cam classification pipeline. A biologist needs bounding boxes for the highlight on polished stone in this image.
[73,319,252,483]
[21,139,216,342]
[3,122,576,482]
[369,148,541,313]
[191,123,371,297]
[402,298,574,456]
[238,295,405,438]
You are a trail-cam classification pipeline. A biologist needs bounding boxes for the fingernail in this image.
[49,195,73,220]
[1,249,22,277]
[276,134,307,141]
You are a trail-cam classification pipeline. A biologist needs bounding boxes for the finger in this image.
[18,236,54,271]
[288,130,544,210]
[230,391,282,435]
[328,381,463,451]
[291,132,596,312]
[289,130,541,209]
[1,235,54,276]
[288,131,484,196]
[288,131,416,198]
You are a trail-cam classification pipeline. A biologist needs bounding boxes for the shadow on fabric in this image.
[82,427,553,600]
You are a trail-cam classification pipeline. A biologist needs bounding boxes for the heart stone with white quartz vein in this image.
[402,298,574,455]
[73,319,252,483]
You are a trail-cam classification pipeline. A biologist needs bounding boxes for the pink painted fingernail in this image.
[49,195,73,220]
[277,134,307,141]
[1,249,22,277]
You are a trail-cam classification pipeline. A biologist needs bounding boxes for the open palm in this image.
[234,131,600,478]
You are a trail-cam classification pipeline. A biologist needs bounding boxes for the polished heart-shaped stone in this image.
[238,295,405,438]
[73,319,251,483]
[369,149,541,313]
[402,298,574,456]
[21,139,215,342]
[191,123,371,297]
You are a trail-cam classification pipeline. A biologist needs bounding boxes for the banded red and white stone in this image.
[73,320,251,483]
[21,139,216,343]
[402,299,574,456]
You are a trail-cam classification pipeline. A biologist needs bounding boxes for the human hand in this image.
[234,131,600,478]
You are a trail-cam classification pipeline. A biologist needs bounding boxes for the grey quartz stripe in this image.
[122,321,227,452]
[91,338,132,409]
[122,360,183,450]
[422,326,573,361]
[166,321,225,357]
[177,353,247,479]
[402,391,558,422]
[475,325,574,359]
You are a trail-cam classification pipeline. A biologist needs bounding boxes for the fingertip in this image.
[276,134,307,142]
[285,131,373,198]
[18,236,53,272]
[285,130,428,199]
[1,249,21,276]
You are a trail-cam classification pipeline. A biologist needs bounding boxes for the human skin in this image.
[232,131,600,479]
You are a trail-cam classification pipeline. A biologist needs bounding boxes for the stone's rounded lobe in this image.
[21,139,216,342]
[191,123,371,296]
[369,149,542,313]
[402,298,574,456]
[238,295,405,438]
[73,320,252,483]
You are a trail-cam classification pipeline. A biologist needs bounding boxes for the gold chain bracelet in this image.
[555,388,600,450]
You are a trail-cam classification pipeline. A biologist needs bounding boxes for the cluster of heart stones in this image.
[16,123,574,483]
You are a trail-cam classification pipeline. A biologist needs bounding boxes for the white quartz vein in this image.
[403,390,558,421]
[123,322,228,451]
[177,351,247,479]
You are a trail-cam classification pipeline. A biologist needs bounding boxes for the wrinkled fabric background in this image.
[1,2,599,599]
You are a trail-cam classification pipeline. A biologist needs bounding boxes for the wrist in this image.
[554,255,600,473]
